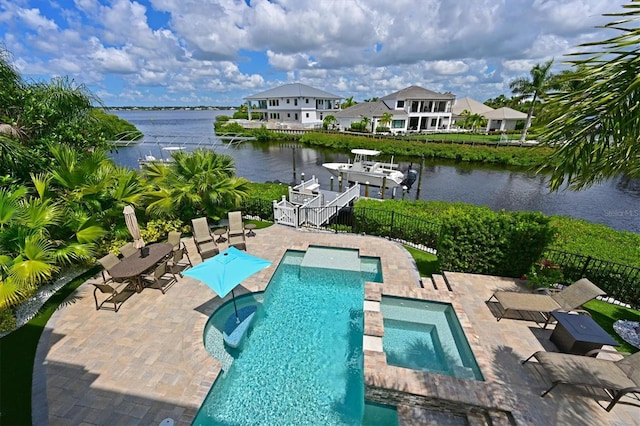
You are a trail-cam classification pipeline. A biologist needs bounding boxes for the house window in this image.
[392,120,405,128]
[295,113,298,120]
[397,100,404,108]
[294,99,298,106]
[287,113,290,118]
[306,113,309,118]
[305,99,309,103]
[431,118,437,127]
[286,99,290,104]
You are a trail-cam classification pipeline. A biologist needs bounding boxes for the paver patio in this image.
[32,225,640,425]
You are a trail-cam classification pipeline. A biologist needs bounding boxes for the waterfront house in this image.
[335,85,455,134]
[451,97,527,132]
[244,83,342,128]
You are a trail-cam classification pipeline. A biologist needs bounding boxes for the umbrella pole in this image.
[231,289,240,324]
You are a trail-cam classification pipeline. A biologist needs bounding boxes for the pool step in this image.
[300,246,360,272]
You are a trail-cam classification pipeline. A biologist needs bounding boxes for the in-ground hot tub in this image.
[380,296,483,381]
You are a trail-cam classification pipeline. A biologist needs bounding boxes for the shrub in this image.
[215,115,231,122]
[436,206,555,277]
[376,126,390,133]
[350,122,366,132]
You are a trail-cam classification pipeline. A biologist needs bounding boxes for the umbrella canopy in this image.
[123,205,145,249]
[183,247,271,298]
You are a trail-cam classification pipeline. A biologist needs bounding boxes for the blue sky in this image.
[0,0,627,107]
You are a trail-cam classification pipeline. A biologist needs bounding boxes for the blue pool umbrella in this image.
[183,246,271,321]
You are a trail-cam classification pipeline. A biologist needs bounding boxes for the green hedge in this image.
[437,207,554,277]
[299,132,552,168]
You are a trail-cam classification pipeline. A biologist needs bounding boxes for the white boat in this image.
[138,146,184,166]
[322,149,405,189]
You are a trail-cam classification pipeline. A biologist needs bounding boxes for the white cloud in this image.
[0,0,630,105]
[17,8,58,31]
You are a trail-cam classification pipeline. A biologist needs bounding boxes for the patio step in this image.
[430,274,452,291]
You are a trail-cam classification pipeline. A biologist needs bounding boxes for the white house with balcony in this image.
[244,83,342,128]
[335,85,455,134]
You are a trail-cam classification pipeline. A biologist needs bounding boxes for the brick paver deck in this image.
[33,225,640,425]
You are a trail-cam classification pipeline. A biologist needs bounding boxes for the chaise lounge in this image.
[522,350,640,411]
[191,217,220,260]
[487,278,605,327]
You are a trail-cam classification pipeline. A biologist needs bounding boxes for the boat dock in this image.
[273,177,359,227]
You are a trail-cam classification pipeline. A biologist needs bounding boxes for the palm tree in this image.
[509,60,560,143]
[379,112,393,130]
[323,115,338,130]
[143,149,250,221]
[0,47,106,180]
[541,3,640,190]
[361,116,372,132]
[341,96,357,109]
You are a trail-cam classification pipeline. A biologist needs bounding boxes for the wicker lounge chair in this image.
[522,350,640,411]
[487,278,605,327]
[191,217,219,260]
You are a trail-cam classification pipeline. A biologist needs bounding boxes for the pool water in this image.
[194,248,385,425]
[381,297,483,381]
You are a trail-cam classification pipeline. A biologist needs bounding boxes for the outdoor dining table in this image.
[109,243,173,293]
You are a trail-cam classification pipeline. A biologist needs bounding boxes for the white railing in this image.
[273,197,299,227]
[274,181,360,227]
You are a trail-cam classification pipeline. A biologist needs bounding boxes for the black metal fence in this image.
[545,249,640,309]
[242,199,640,308]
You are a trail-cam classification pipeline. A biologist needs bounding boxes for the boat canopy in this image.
[351,149,381,156]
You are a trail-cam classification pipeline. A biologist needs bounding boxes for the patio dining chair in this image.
[168,230,183,252]
[168,246,193,277]
[119,242,138,258]
[97,253,121,284]
[141,260,177,294]
[93,280,136,312]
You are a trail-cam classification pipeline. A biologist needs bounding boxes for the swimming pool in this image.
[194,247,386,425]
[380,297,483,381]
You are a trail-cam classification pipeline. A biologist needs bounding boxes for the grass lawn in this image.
[0,267,97,425]
[404,246,440,277]
[583,299,640,353]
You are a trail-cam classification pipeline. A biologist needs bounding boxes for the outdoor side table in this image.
[245,224,256,237]
[213,228,227,243]
[550,311,619,355]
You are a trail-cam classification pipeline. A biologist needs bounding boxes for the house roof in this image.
[380,85,456,101]
[452,97,494,115]
[334,101,406,119]
[483,107,528,120]
[244,83,341,100]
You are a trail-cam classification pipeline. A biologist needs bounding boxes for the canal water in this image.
[109,109,640,233]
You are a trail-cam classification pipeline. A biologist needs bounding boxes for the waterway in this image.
[109,109,640,233]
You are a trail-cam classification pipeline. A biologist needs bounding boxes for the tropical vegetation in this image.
[509,59,561,143]
[0,46,252,328]
[541,3,640,190]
